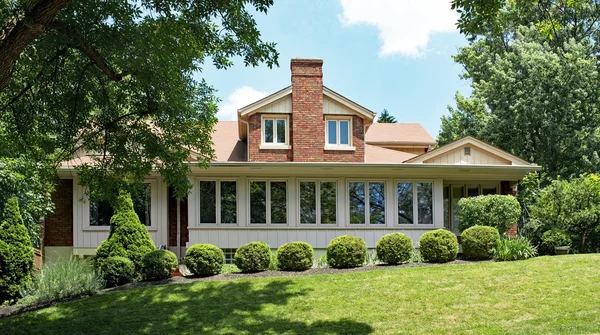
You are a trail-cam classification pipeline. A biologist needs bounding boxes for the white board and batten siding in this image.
[323,96,354,116]
[72,177,169,250]
[424,146,510,165]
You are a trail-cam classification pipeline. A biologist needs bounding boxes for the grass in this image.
[2,255,600,335]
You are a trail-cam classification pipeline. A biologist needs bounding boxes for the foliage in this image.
[95,193,155,279]
[314,255,328,268]
[376,233,413,265]
[419,229,458,263]
[96,256,135,288]
[221,264,241,274]
[269,251,279,271]
[540,229,572,255]
[277,242,314,271]
[461,225,500,260]
[141,250,178,281]
[458,195,521,233]
[326,235,367,269]
[437,93,488,146]
[493,236,538,261]
[0,197,34,304]
[24,258,104,304]
[234,242,271,273]
[184,244,224,277]
[377,109,397,123]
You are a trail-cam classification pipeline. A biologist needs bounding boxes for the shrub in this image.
[141,250,178,281]
[25,258,104,303]
[419,229,458,263]
[97,256,135,287]
[540,230,572,255]
[277,242,314,271]
[185,244,224,276]
[95,192,155,279]
[376,233,413,265]
[326,235,367,269]
[234,242,271,273]
[0,197,34,304]
[461,226,500,260]
[493,236,537,261]
[458,195,521,234]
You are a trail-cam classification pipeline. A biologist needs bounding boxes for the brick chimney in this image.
[291,58,324,162]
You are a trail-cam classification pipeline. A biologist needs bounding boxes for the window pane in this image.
[340,121,349,145]
[264,119,273,143]
[90,198,113,226]
[250,181,266,224]
[467,186,479,197]
[320,182,337,224]
[349,182,365,224]
[482,187,497,195]
[276,119,286,143]
[452,186,464,231]
[270,182,287,224]
[133,184,152,226]
[418,182,433,224]
[397,182,413,224]
[328,120,337,144]
[443,186,450,229]
[200,181,216,223]
[369,182,385,224]
[300,182,316,224]
[221,181,237,224]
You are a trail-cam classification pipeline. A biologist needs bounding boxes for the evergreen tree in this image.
[377,109,397,123]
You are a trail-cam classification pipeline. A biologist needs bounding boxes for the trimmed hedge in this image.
[376,233,413,265]
[0,197,35,304]
[540,229,572,255]
[142,250,178,281]
[98,256,135,287]
[277,242,314,271]
[461,225,500,260]
[234,242,271,273]
[457,195,521,234]
[185,244,224,276]
[326,235,367,268]
[419,229,458,263]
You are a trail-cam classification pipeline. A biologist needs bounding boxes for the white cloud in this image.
[217,86,269,121]
[339,0,458,57]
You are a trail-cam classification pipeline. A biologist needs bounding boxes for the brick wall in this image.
[323,115,364,162]
[248,113,293,162]
[44,179,73,247]
[168,186,188,247]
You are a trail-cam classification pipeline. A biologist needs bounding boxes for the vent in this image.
[464,147,471,156]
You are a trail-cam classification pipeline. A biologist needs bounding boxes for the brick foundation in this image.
[43,179,73,247]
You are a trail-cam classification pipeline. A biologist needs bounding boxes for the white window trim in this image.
[196,178,239,226]
[248,179,289,225]
[84,179,158,231]
[260,115,291,149]
[395,180,435,227]
[347,180,387,226]
[297,179,339,226]
[325,117,355,151]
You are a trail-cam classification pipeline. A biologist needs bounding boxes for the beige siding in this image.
[323,96,354,115]
[255,95,292,114]
[424,146,510,165]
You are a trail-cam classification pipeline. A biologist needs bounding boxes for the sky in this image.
[197,0,471,138]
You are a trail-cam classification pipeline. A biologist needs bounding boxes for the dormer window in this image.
[261,115,290,149]
[325,117,354,151]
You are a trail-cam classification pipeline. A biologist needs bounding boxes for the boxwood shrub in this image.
[185,244,224,276]
[540,229,572,255]
[376,233,413,265]
[142,249,178,281]
[457,195,521,234]
[97,256,135,287]
[326,235,367,268]
[277,241,314,271]
[419,229,458,263]
[234,242,271,273]
[461,225,500,260]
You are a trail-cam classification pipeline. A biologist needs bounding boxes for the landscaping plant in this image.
[419,229,458,263]
[185,244,224,276]
[376,233,413,265]
[493,236,537,261]
[540,230,572,255]
[234,242,271,273]
[142,250,178,281]
[0,197,35,304]
[97,256,135,287]
[461,225,500,260]
[277,242,314,271]
[458,195,521,234]
[326,235,367,268]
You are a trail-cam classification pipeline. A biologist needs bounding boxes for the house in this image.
[44,58,540,263]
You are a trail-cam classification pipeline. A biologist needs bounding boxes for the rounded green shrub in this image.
[185,244,224,276]
[419,229,458,263]
[458,195,521,234]
[376,233,413,265]
[277,242,314,271]
[97,256,135,287]
[234,242,271,273]
[461,225,500,260]
[326,235,367,269]
[141,250,178,281]
[0,197,35,304]
[540,229,572,255]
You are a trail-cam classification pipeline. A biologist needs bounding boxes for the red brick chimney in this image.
[291,58,324,162]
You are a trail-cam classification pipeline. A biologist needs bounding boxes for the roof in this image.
[365,144,417,163]
[365,123,436,146]
[211,121,247,162]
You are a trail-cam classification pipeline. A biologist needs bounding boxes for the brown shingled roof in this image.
[366,123,436,146]
[365,144,417,163]
[212,121,247,162]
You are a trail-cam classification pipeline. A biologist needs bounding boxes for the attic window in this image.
[464,147,471,156]
[261,115,290,149]
[325,117,355,151]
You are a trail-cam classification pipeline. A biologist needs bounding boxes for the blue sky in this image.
[198,0,470,138]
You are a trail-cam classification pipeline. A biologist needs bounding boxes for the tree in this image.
[0,1,279,201]
[437,93,488,146]
[377,109,397,123]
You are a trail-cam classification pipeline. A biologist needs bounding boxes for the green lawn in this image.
[2,255,600,335]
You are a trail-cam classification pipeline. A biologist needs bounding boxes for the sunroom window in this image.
[199,180,237,224]
[349,181,385,224]
[326,119,351,146]
[262,117,288,147]
[397,181,433,225]
[250,181,287,224]
[299,181,337,224]
[90,183,152,227]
